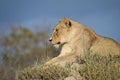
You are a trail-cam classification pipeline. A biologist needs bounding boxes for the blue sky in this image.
[0,0,120,42]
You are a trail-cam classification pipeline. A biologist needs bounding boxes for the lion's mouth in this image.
[56,41,61,44]
[49,38,61,45]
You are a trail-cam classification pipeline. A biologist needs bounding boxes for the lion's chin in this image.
[54,44,60,48]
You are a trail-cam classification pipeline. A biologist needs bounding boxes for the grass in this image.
[16,54,120,80]
[78,54,120,80]
[16,65,70,80]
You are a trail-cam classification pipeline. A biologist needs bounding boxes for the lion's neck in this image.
[70,26,84,43]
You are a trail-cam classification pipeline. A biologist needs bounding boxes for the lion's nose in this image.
[49,39,52,42]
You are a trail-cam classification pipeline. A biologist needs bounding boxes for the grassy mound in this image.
[16,54,120,80]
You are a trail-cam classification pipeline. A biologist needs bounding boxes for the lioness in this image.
[45,18,120,66]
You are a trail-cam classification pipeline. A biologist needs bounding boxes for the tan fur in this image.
[45,18,120,66]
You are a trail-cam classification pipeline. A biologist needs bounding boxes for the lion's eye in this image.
[56,29,58,32]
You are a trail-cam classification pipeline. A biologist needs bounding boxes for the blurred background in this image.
[0,0,120,80]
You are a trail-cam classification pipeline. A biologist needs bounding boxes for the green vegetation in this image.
[0,26,56,80]
[16,54,120,80]
[16,65,70,80]
[78,54,120,80]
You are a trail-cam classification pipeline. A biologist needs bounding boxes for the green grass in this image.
[78,54,120,80]
[16,54,120,80]
[16,65,70,80]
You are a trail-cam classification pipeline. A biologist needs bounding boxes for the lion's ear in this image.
[59,18,72,27]
[64,18,72,27]
[65,21,72,27]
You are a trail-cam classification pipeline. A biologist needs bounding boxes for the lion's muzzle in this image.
[49,38,61,45]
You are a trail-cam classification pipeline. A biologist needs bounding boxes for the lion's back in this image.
[90,36,120,56]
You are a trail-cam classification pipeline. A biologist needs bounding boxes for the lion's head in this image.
[49,18,73,47]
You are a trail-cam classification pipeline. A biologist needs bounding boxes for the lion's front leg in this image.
[44,54,76,67]
[44,57,60,65]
